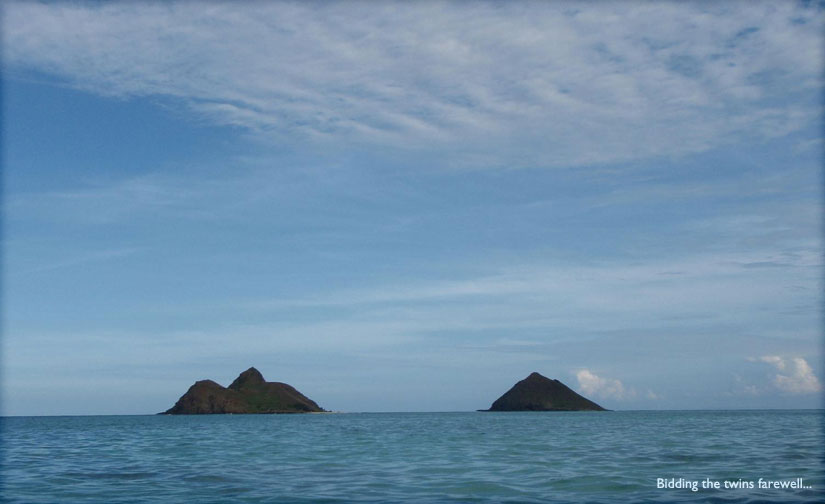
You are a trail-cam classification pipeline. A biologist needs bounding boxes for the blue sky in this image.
[2,1,823,415]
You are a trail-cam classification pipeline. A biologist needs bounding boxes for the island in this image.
[162,367,324,414]
[481,372,607,411]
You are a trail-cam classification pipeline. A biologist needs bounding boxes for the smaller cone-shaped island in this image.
[482,372,607,411]
[163,367,324,414]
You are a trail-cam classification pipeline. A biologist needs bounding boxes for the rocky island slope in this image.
[482,372,607,411]
[163,367,324,414]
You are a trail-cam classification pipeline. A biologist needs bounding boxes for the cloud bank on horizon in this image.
[1,1,823,414]
[755,356,823,395]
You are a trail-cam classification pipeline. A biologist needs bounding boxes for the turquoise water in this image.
[1,411,822,503]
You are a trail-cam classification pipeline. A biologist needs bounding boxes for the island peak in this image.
[228,366,266,390]
[482,372,607,411]
[163,367,323,414]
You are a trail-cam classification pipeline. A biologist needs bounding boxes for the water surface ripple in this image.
[2,411,822,503]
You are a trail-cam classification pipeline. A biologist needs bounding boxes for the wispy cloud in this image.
[4,1,822,168]
[9,247,142,276]
[246,249,821,329]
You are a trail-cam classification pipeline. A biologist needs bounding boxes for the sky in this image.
[1,1,823,415]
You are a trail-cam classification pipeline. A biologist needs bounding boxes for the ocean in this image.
[1,410,822,503]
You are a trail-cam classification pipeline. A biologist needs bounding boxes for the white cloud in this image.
[3,1,823,168]
[759,355,786,371]
[758,355,822,395]
[576,369,634,400]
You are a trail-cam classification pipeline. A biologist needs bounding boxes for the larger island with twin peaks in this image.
[163,367,324,414]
